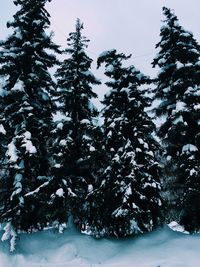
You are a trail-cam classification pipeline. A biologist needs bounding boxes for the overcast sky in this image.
[0,0,200,103]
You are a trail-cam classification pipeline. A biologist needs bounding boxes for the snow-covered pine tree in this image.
[152,7,200,232]
[0,0,59,247]
[50,19,102,231]
[90,49,163,237]
[0,84,7,166]
[0,86,7,220]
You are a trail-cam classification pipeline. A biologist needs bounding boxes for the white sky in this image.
[0,0,200,104]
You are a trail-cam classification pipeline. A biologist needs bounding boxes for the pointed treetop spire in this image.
[76,18,83,31]
[162,6,178,22]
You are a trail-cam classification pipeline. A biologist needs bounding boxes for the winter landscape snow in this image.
[0,223,199,267]
[1,0,200,266]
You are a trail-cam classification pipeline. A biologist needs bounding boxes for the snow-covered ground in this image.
[0,223,199,267]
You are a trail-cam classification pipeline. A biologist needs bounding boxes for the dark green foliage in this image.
[51,19,102,230]
[86,49,162,237]
[0,0,59,238]
[153,7,200,232]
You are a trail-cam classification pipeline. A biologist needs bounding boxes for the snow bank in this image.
[0,124,6,135]
[168,221,189,234]
[0,224,200,266]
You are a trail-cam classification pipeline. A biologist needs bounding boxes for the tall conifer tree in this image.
[0,0,59,248]
[153,7,200,232]
[50,19,101,231]
[87,50,162,237]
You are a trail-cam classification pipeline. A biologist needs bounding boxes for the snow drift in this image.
[0,223,199,267]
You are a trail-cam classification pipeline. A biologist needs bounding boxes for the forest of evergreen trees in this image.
[0,0,200,251]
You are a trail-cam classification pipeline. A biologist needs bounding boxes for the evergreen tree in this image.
[0,86,7,223]
[152,7,200,232]
[50,19,102,231]
[0,84,7,165]
[88,49,162,237]
[0,0,59,248]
